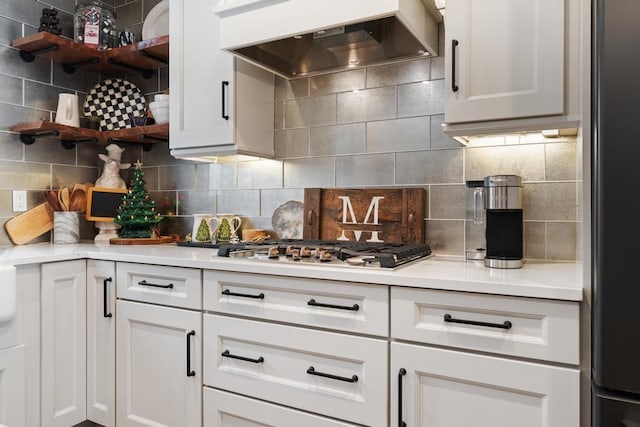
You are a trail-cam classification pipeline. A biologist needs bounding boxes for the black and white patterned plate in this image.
[83,78,146,131]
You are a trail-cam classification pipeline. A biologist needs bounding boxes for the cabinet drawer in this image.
[203,271,388,336]
[203,314,387,427]
[204,388,358,426]
[116,262,201,309]
[391,287,579,364]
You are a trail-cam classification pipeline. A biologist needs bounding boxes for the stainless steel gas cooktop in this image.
[179,239,432,268]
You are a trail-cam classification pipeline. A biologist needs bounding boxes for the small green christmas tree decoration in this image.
[194,219,211,242]
[114,160,162,238]
[216,218,232,242]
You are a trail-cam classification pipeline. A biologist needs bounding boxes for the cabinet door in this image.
[204,387,358,427]
[444,0,565,123]
[86,260,116,427]
[116,300,201,427]
[41,260,87,427]
[169,0,234,149]
[391,342,579,427]
[0,345,25,427]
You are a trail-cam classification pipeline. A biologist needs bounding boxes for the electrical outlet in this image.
[12,190,27,212]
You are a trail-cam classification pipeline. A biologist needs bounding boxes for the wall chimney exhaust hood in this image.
[213,0,441,79]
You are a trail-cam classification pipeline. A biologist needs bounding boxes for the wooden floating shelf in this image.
[11,32,168,77]
[10,121,169,150]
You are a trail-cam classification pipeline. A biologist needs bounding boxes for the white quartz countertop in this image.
[0,242,584,301]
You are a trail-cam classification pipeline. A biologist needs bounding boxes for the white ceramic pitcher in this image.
[55,93,80,127]
[212,214,241,243]
[191,214,212,242]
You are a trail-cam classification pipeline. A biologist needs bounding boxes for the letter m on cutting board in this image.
[337,196,385,242]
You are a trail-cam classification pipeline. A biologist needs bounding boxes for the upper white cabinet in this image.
[443,0,580,134]
[169,0,274,160]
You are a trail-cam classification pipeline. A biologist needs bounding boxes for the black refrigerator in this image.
[592,0,640,425]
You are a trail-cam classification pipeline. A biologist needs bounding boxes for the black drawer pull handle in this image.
[103,277,112,318]
[444,313,512,329]
[451,39,459,92]
[186,330,196,377]
[221,81,230,120]
[307,299,359,311]
[306,366,358,383]
[398,368,407,427]
[221,349,264,364]
[138,280,173,289]
[222,289,265,299]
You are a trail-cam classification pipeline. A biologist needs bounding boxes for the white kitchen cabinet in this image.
[391,342,580,427]
[169,0,274,159]
[391,287,580,364]
[86,260,116,427]
[116,262,202,309]
[204,387,359,427]
[0,345,26,427]
[444,0,572,131]
[203,314,388,426]
[204,270,389,336]
[41,260,87,427]
[116,300,201,427]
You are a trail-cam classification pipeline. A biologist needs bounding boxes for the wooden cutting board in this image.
[5,203,54,245]
[303,188,426,243]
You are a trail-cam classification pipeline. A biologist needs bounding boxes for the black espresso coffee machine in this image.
[466,175,524,269]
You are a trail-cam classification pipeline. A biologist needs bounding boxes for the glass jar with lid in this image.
[74,1,116,50]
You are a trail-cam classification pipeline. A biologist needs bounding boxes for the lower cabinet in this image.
[0,345,26,426]
[116,300,202,427]
[391,342,580,427]
[86,260,116,427]
[203,314,388,426]
[41,260,87,427]
[203,387,358,427]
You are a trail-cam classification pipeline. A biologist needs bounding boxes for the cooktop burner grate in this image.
[179,239,432,268]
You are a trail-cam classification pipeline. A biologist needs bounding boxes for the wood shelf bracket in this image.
[140,50,168,65]
[19,131,59,144]
[106,58,154,79]
[19,44,59,62]
[62,57,100,74]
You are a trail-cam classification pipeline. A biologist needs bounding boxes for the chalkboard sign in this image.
[86,187,128,222]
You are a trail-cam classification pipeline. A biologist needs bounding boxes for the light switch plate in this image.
[12,190,27,212]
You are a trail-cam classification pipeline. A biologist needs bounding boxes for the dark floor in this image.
[73,422,103,427]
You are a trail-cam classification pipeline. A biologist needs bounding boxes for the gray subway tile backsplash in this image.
[284,157,335,188]
[366,58,430,88]
[275,76,309,101]
[0,0,579,260]
[310,123,365,156]
[337,86,396,123]
[465,143,546,182]
[274,128,309,158]
[396,149,463,185]
[284,94,337,128]
[366,117,430,153]
[335,153,395,186]
[237,159,283,189]
[310,69,365,96]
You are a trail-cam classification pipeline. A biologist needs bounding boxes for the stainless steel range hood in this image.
[214,0,441,79]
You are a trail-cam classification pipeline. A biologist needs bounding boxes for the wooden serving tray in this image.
[110,236,174,245]
[303,188,426,244]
